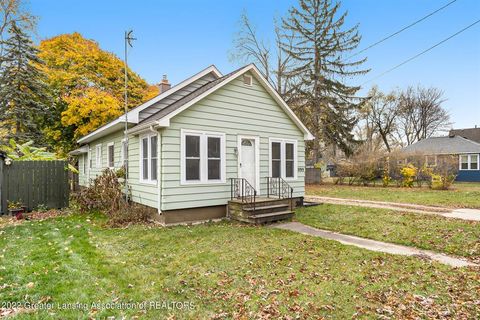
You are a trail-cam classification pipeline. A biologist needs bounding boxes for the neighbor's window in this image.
[95,144,102,168]
[425,155,436,167]
[460,155,469,170]
[270,139,297,179]
[83,154,87,173]
[182,130,225,184]
[107,143,114,168]
[469,154,478,170]
[140,134,158,183]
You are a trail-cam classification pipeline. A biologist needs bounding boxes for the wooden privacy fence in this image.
[0,160,69,215]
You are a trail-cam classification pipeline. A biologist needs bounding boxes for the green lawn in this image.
[0,213,479,319]
[307,182,480,208]
[296,204,480,263]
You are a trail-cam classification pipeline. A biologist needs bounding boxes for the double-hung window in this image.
[460,154,479,170]
[95,144,102,168]
[107,142,115,168]
[181,130,225,184]
[140,134,158,183]
[269,139,297,179]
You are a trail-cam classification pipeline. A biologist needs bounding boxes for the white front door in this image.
[240,138,256,189]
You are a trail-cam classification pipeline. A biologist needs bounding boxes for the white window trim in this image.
[237,135,261,192]
[139,133,158,185]
[180,129,226,185]
[459,154,479,171]
[268,138,298,181]
[107,142,115,169]
[95,144,102,168]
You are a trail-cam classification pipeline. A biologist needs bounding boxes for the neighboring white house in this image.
[71,64,314,224]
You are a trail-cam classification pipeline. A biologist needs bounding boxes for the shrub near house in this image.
[335,152,458,190]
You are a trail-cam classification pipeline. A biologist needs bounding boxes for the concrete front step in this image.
[248,211,294,224]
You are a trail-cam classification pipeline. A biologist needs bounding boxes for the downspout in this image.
[149,125,162,214]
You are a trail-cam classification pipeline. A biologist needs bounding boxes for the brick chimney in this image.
[157,75,171,94]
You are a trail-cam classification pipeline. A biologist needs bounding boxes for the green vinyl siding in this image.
[78,154,88,187]
[160,71,305,211]
[77,130,159,209]
[77,70,307,212]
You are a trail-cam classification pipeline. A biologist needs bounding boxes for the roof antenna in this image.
[124,30,137,202]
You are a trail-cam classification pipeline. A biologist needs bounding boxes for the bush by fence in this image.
[334,152,458,190]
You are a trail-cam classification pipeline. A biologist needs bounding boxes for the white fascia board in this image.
[76,65,223,144]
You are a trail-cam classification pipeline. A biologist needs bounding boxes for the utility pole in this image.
[124,30,136,201]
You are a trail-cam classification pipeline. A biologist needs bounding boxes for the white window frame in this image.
[180,129,226,185]
[139,133,158,184]
[95,144,102,168]
[460,154,479,171]
[107,142,115,168]
[268,138,298,181]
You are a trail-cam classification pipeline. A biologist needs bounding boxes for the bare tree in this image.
[230,12,271,81]
[363,86,399,152]
[396,86,451,145]
[229,12,297,101]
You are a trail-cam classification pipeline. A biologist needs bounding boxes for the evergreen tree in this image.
[282,0,368,158]
[0,21,50,143]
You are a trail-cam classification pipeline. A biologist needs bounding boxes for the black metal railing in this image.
[230,178,257,212]
[266,177,294,211]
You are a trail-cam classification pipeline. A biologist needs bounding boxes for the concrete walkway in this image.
[274,222,478,268]
[305,195,480,222]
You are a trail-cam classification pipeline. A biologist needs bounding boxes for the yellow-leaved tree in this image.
[38,32,159,154]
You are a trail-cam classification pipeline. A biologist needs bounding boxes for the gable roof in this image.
[129,64,314,140]
[449,127,480,144]
[402,135,480,155]
[77,65,222,144]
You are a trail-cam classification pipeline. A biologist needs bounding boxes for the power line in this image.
[347,0,458,60]
[361,19,480,86]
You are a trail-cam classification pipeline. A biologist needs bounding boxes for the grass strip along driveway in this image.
[296,204,480,264]
[0,213,478,319]
[306,183,480,209]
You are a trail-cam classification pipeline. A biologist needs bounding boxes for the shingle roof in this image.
[137,66,246,126]
[449,127,480,144]
[402,135,480,155]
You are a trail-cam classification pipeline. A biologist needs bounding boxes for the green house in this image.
[71,64,314,224]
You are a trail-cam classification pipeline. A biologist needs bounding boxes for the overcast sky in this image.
[30,0,480,129]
